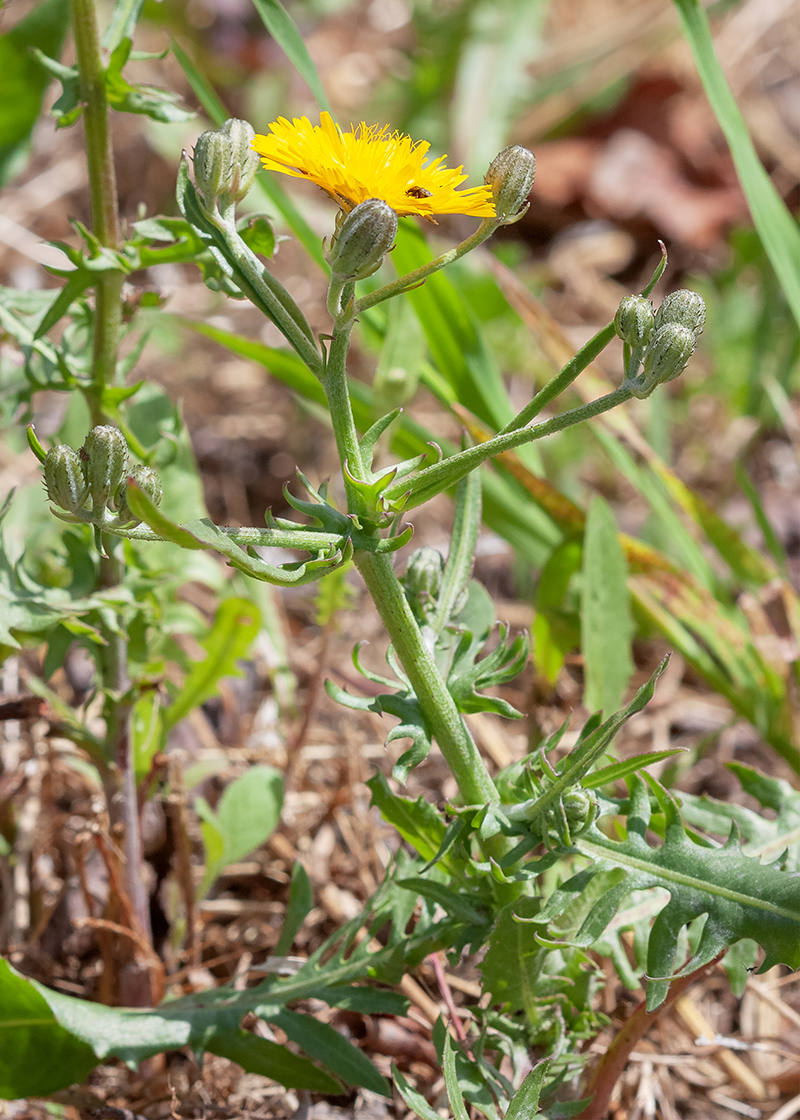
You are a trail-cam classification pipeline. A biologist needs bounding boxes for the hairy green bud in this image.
[614,295,654,349]
[44,444,88,514]
[327,199,398,281]
[561,790,599,835]
[221,118,260,204]
[82,425,128,512]
[484,145,536,223]
[403,546,444,624]
[632,323,696,397]
[654,289,706,337]
[193,128,235,210]
[115,465,163,526]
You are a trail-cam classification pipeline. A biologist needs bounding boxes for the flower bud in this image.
[561,790,599,836]
[115,465,163,526]
[403,547,444,624]
[654,289,706,337]
[484,145,536,223]
[221,118,260,204]
[193,128,235,209]
[614,295,654,350]
[82,425,128,512]
[44,444,88,514]
[327,198,398,281]
[632,323,696,397]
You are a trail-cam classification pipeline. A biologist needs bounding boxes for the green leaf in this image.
[0,0,70,183]
[581,497,634,715]
[392,1062,444,1120]
[272,1008,390,1096]
[545,777,800,1009]
[480,897,544,1018]
[105,38,195,122]
[207,1026,340,1093]
[250,0,331,112]
[164,597,260,731]
[367,771,446,862]
[672,0,800,327]
[505,1064,548,1120]
[532,539,582,684]
[0,959,97,1098]
[582,749,686,790]
[274,861,313,955]
[196,765,283,897]
[443,1032,471,1120]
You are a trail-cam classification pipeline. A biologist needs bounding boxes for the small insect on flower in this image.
[252,112,496,220]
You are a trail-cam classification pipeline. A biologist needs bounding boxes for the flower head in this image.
[252,112,496,220]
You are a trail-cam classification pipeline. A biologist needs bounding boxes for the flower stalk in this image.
[69,0,153,1000]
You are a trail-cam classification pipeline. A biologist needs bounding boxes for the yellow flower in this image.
[252,112,496,220]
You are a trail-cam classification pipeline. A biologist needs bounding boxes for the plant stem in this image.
[323,309,511,862]
[354,217,501,316]
[71,0,153,998]
[387,384,634,510]
[497,323,617,435]
[577,955,724,1119]
[70,0,124,422]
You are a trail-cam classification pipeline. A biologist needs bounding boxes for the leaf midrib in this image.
[576,836,800,922]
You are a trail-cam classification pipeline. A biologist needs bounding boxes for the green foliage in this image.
[581,497,634,714]
[2,2,799,1111]
[672,0,800,326]
[0,0,71,184]
[0,960,97,1098]
[196,765,284,898]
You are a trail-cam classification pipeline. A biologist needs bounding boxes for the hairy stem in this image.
[71,0,153,996]
[386,384,634,510]
[355,217,500,316]
[70,0,124,422]
[324,308,513,865]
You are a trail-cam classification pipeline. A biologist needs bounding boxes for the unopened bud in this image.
[327,198,398,281]
[221,119,260,204]
[44,445,88,514]
[484,145,536,223]
[82,425,128,512]
[614,295,654,350]
[194,128,235,209]
[654,290,706,337]
[561,790,598,835]
[403,547,444,624]
[115,465,163,526]
[634,324,696,397]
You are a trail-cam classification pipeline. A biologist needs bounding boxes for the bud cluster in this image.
[617,289,706,398]
[43,426,162,530]
[194,118,260,215]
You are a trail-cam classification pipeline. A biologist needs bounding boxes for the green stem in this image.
[71,0,153,997]
[356,550,498,808]
[498,323,616,435]
[324,317,366,502]
[354,217,500,316]
[322,306,511,863]
[387,385,634,510]
[70,0,124,422]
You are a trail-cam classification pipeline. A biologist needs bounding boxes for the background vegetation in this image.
[0,0,798,1117]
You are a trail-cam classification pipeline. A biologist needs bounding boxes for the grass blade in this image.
[250,0,331,113]
[672,0,800,326]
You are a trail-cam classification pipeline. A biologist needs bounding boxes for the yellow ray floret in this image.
[252,112,496,219]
